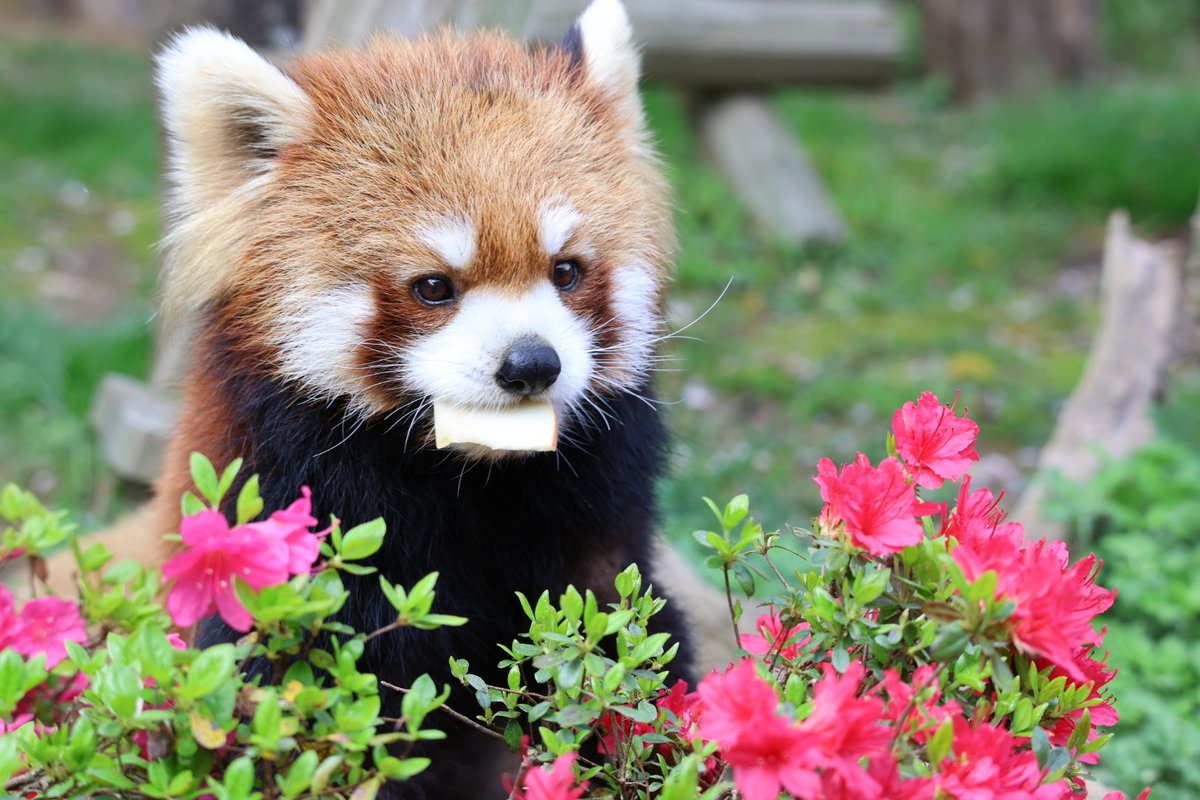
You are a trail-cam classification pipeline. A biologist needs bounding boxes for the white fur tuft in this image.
[575,0,644,132]
[419,215,477,271]
[156,28,313,318]
[538,203,582,256]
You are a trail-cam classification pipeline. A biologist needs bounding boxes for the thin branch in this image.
[722,564,742,651]
[379,680,506,742]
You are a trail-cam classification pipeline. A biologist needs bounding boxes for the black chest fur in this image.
[195,358,692,798]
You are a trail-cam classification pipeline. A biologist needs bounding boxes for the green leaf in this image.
[168,770,194,795]
[723,494,750,530]
[990,652,1015,693]
[310,755,344,794]
[216,458,243,502]
[181,491,206,517]
[181,644,235,700]
[278,750,318,798]
[236,474,263,525]
[831,645,850,673]
[189,452,220,506]
[223,756,256,800]
[927,718,953,766]
[1031,725,1051,768]
[341,518,387,561]
[380,757,431,781]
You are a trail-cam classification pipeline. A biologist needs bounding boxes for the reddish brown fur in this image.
[150,30,674,547]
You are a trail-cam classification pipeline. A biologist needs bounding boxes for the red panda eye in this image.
[413,275,455,305]
[552,260,580,290]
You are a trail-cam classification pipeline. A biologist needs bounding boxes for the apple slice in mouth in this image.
[432,400,559,452]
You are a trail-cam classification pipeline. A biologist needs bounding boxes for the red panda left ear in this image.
[567,0,646,138]
[155,27,313,317]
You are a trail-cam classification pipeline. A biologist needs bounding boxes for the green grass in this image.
[0,37,160,522]
[2,35,1199,546]
[2,27,1199,799]
[645,76,1200,536]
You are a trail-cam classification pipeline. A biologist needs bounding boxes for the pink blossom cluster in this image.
[812,392,1116,691]
[940,477,1116,684]
[0,583,89,735]
[0,584,87,669]
[163,487,326,632]
[813,391,979,557]
[708,391,1139,800]
[695,656,1148,800]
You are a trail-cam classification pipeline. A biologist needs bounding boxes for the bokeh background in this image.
[1,1,1198,794]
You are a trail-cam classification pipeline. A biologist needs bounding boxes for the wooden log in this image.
[1013,211,1182,541]
[90,373,178,484]
[524,0,900,88]
[696,93,848,244]
[306,0,902,89]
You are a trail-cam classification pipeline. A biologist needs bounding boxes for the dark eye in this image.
[413,275,455,305]
[552,259,580,290]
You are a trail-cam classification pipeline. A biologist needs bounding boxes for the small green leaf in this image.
[223,756,256,800]
[341,518,387,561]
[189,452,220,506]
[236,474,263,525]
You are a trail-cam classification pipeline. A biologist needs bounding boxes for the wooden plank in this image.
[305,0,902,88]
[1014,211,1182,541]
[525,0,901,88]
[697,93,848,244]
[90,374,178,484]
[304,0,536,48]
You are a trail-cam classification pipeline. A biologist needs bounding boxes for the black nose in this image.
[495,340,561,396]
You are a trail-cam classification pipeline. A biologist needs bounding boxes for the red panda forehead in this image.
[292,32,620,153]
[277,33,671,289]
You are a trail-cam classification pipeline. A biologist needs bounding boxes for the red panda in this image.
[110,1,693,796]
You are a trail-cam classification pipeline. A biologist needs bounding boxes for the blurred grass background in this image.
[2,5,1199,794]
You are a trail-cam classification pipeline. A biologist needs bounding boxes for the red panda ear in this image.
[569,0,645,137]
[155,27,312,315]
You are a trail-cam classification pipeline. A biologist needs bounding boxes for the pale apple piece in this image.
[433,400,559,452]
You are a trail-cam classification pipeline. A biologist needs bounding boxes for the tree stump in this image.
[1014,211,1184,541]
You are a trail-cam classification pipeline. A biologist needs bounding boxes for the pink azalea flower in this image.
[696,659,787,745]
[877,665,959,744]
[798,662,893,797]
[936,716,1064,800]
[814,454,926,555]
[941,477,1025,583]
[0,584,25,652]
[892,391,980,489]
[720,717,821,800]
[739,611,811,663]
[514,752,586,800]
[163,509,290,632]
[1005,541,1115,683]
[697,659,822,800]
[162,488,327,632]
[823,753,933,800]
[242,486,324,574]
[13,597,87,668]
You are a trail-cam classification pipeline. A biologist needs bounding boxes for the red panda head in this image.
[157,0,673,452]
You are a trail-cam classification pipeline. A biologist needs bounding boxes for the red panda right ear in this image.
[155,27,313,316]
[566,0,646,141]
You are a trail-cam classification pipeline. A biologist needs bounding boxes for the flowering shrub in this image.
[0,393,1150,799]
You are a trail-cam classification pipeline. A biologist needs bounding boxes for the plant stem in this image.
[722,564,742,651]
[379,681,506,742]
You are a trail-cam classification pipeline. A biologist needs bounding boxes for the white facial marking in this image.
[401,284,592,411]
[276,285,375,408]
[420,215,476,270]
[610,262,661,380]
[539,204,582,256]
